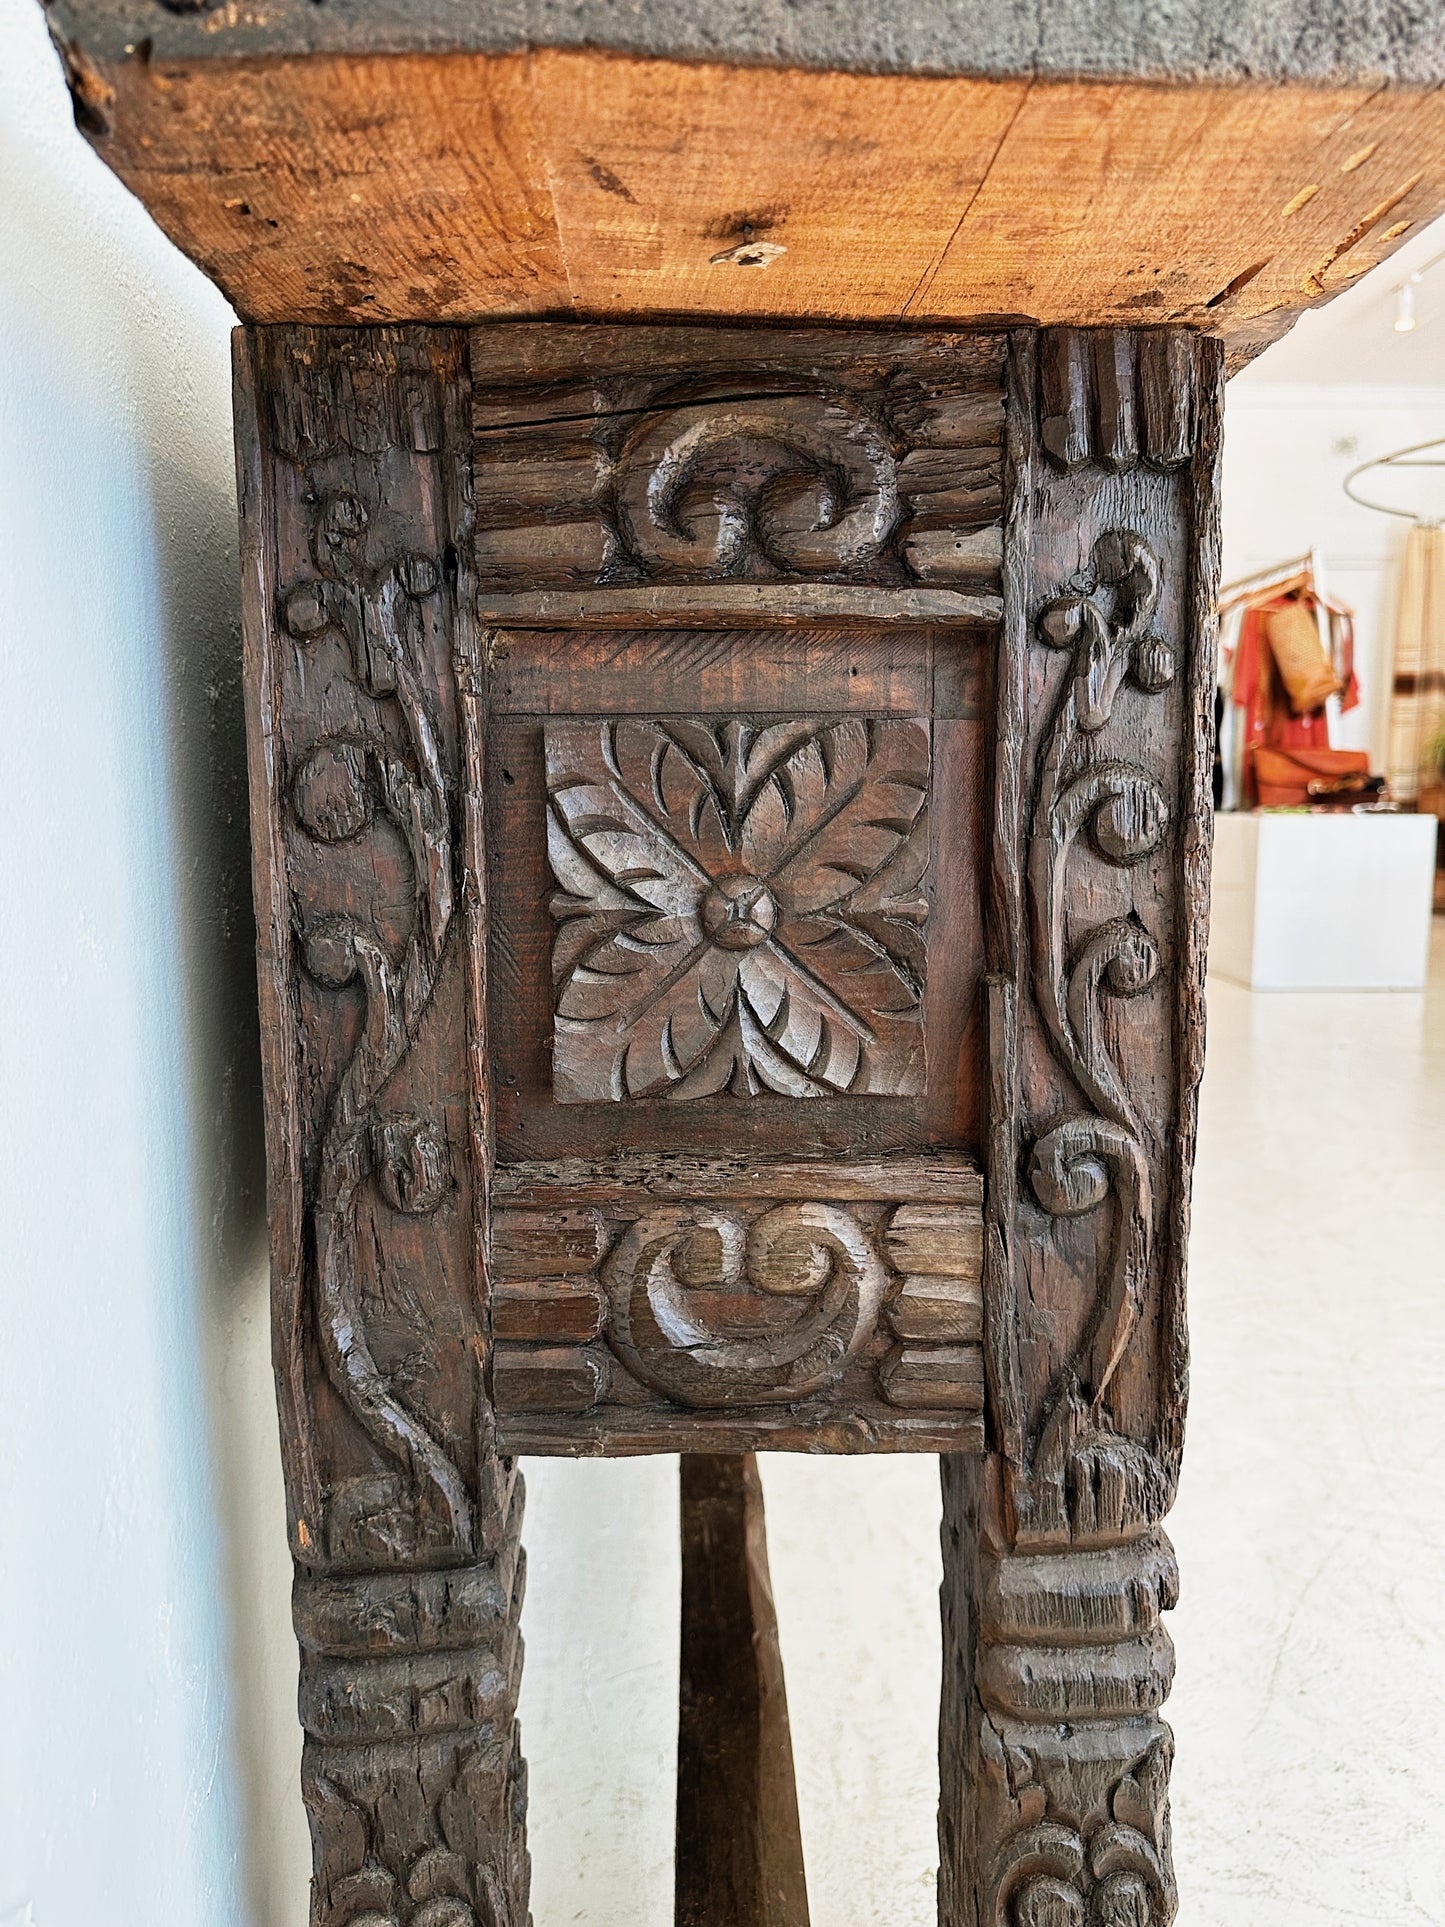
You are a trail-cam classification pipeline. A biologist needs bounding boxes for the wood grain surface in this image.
[677,1456,810,1927]
[57,47,1445,365]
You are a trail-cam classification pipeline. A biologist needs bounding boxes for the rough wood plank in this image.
[492,1343,610,1414]
[471,322,1009,389]
[491,1276,607,1343]
[884,1203,986,1276]
[493,1154,983,1206]
[499,1405,986,1456]
[677,1455,810,1927]
[55,47,1445,365]
[487,627,942,717]
[886,1276,984,1343]
[491,1207,609,1279]
[475,586,1003,627]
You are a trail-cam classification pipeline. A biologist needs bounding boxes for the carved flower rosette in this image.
[544,716,931,1101]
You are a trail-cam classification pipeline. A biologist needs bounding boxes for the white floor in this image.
[517,926,1445,1926]
[1169,922,1445,1924]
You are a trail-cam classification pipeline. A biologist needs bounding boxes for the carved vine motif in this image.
[601,1202,890,1407]
[282,485,474,1560]
[545,717,930,1101]
[985,1737,1176,1927]
[614,397,901,577]
[1025,531,1175,1542]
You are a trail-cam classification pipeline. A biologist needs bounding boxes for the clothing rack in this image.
[1218,548,1339,617]
[1343,437,1445,524]
[1218,551,1314,599]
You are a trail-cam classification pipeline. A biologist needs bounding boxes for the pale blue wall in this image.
[0,6,305,1922]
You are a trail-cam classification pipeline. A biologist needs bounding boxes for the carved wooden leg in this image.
[677,1455,809,1927]
[942,328,1223,1927]
[940,1456,1178,1927]
[294,1461,530,1927]
[234,324,530,1927]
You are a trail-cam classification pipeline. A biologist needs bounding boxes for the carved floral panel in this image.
[543,716,931,1101]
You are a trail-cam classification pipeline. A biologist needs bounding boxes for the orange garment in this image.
[1232,592,1358,803]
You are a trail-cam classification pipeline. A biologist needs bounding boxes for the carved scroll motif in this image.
[613,396,901,576]
[488,1161,985,1451]
[470,333,1008,594]
[1021,529,1176,1550]
[602,1203,889,1407]
[545,717,930,1101]
[983,1730,1177,1927]
[282,483,473,1562]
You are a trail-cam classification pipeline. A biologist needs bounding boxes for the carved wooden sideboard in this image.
[40,0,1445,1909]
[232,317,1218,1927]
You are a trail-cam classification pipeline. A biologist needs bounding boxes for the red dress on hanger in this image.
[1233,590,1358,803]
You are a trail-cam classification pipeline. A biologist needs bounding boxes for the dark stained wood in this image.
[492,1152,984,1205]
[235,324,530,1927]
[488,628,937,718]
[230,317,1215,1927]
[474,584,1001,627]
[677,1455,810,1927]
[490,1157,985,1455]
[937,327,1221,1927]
[53,40,1445,368]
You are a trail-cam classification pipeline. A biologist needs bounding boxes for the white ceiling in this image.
[1237,211,1445,386]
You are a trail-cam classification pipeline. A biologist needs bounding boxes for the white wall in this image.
[0,5,306,1924]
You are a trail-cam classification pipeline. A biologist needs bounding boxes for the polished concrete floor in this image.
[518,924,1445,1926]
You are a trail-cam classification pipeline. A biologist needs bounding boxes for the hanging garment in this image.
[1385,522,1445,804]
[1232,590,1359,804]
[1262,601,1342,712]
[1216,601,1247,810]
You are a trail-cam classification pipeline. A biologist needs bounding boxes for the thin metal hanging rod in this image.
[1343,435,1445,523]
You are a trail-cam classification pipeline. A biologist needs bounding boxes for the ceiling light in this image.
[1396,278,1419,331]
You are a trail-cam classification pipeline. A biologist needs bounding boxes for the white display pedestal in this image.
[1210,811,1438,990]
